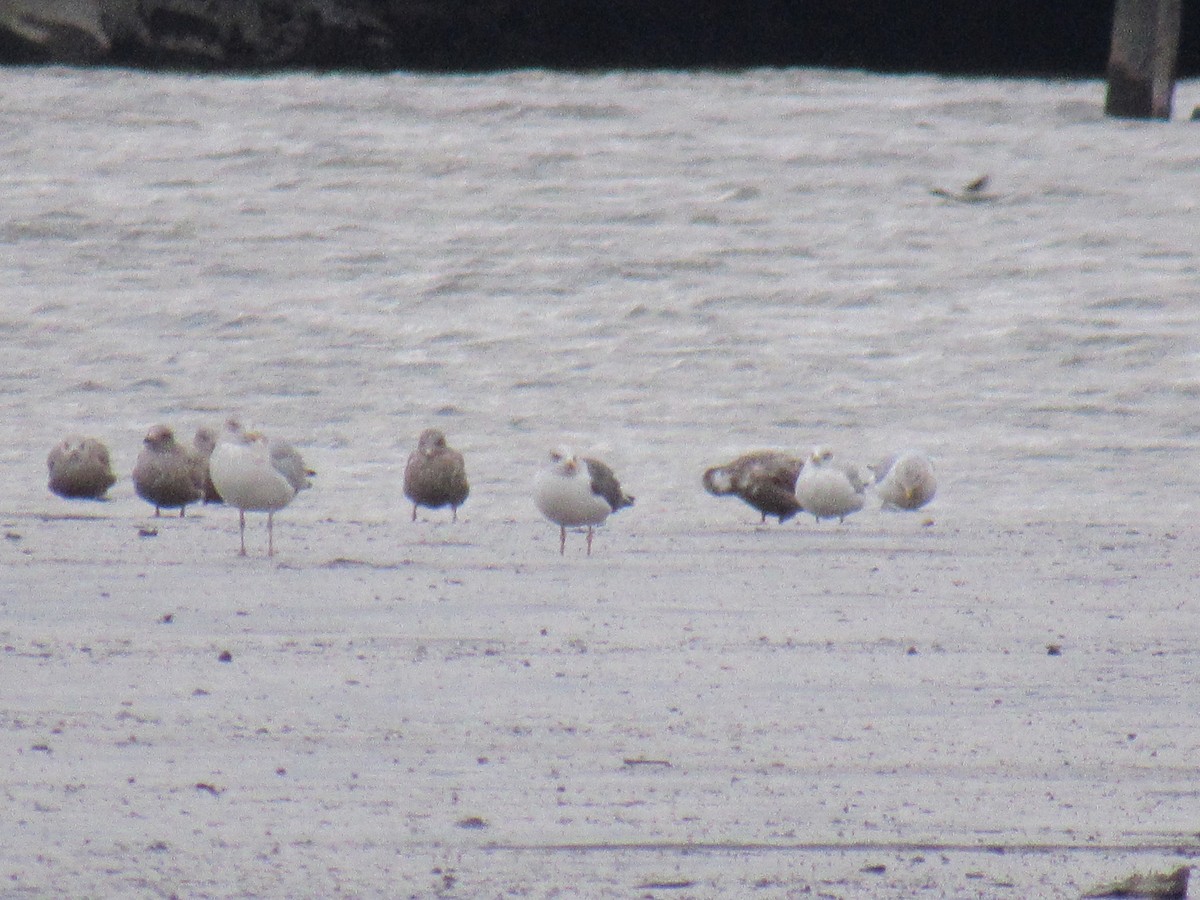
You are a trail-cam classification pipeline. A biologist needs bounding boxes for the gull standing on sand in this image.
[870,450,937,511]
[702,450,804,524]
[132,425,204,517]
[534,446,634,555]
[47,435,117,500]
[403,428,469,522]
[192,426,224,504]
[208,419,312,557]
[795,446,866,523]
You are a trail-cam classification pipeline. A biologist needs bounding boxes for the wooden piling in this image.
[1105,0,1183,119]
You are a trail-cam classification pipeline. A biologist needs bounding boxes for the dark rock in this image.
[0,0,1198,76]
[103,0,391,69]
[0,0,109,63]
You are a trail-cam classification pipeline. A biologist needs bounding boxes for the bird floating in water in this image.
[794,446,865,523]
[47,435,117,500]
[403,428,469,522]
[535,446,634,555]
[208,418,312,557]
[929,174,998,203]
[132,425,204,517]
[702,450,804,524]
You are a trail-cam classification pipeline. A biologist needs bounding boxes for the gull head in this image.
[194,426,218,455]
[143,424,177,449]
[417,429,448,455]
[548,446,579,476]
[808,445,834,466]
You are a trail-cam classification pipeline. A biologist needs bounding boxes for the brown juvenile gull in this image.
[47,435,117,500]
[534,446,634,555]
[403,428,469,522]
[192,426,223,504]
[132,425,204,517]
[702,450,804,523]
[208,418,312,557]
[794,446,866,523]
[869,450,937,511]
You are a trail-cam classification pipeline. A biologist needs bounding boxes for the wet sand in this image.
[2,494,1195,897]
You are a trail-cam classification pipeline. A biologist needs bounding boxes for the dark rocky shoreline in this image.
[1,0,1196,76]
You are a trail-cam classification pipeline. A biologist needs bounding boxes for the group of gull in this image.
[47,420,314,557]
[46,423,935,557]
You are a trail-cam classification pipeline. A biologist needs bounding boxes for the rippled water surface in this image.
[3,68,1199,527]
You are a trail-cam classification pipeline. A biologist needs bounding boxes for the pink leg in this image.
[238,509,247,556]
[586,527,593,556]
[559,526,566,555]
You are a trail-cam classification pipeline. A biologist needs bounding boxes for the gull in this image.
[192,426,224,504]
[534,446,634,555]
[794,446,865,523]
[702,450,804,524]
[132,425,204,517]
[929,174,999,203]
[208,418,312,557]
[403,428,469,522]
[869,450,937,511]
[47,435,117,500]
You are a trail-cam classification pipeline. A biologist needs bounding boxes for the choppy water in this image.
[2,67,1198,528]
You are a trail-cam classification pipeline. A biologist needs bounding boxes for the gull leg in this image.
[268,512,275,557]
[586,527,593,556]
[238,509,247,556]
[411,504,417,522]
[559,526,566,555]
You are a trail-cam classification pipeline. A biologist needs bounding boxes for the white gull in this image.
[869,450,937,511]
[534,446,634,555]
[208,418,312,557]
[795,446,865,523]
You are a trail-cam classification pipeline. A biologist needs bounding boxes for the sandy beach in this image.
[2,493,1196,896]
